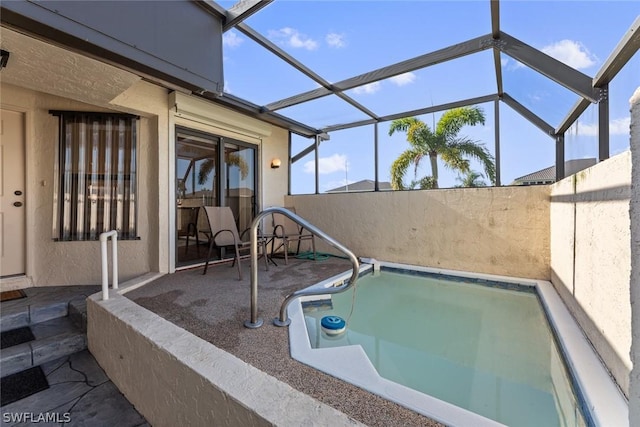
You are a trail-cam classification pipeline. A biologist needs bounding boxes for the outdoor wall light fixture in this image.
[270,158,281,169]
[0,50,10,70]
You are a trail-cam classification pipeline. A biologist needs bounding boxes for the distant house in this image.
[326,179,392,193]
[512,158,597,185]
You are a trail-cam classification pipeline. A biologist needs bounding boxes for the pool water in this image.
[303,270,587,427]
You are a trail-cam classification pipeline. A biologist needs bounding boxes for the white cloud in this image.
[527,90,548,103]
[505,40,596,71]
[610,117,630,135]
[541,39,597,70]
[569,117,630,137]
[326,32,346,48]
[353,82,381,95]
[303,154,348,174]
[269,27,318,50]
[389,72,416,86]
[505,58,525,70]
[575,122,599,136]
[223,31,243,48]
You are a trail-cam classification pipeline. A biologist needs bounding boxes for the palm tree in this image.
[197,152,249,186]
[455,170,487,188]
[388,106,495,190]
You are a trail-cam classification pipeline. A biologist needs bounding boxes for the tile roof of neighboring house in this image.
[326,179,392,192]
[512,158,597,184]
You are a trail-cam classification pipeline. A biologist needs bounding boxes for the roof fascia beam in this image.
[498,31,600,103]
[267,34,494,112]
[223,0,273,31]
[502,93,554,136]
[322,94,499,133]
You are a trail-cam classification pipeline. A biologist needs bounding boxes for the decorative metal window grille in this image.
[51,111,138,241]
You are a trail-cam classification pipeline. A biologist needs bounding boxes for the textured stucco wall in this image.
[111,81,169,273]
[87,293,362,427]
[550,151,632,396]
[629,87,640,426]
[261,126,289,209]
[1,82,165,285]
[287,185,550,279]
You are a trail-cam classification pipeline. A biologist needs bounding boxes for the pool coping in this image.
[288,259,629,427]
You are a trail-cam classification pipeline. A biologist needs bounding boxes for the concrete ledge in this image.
[87,289,362,427]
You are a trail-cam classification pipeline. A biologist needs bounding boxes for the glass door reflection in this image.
[224,142,256,235]
[176,131,218,266]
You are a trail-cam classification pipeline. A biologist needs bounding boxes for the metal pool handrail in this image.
[244,207,359,328]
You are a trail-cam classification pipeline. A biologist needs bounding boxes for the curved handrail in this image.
[244,207,359,328]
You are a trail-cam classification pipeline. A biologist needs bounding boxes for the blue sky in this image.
[219,0,639,193]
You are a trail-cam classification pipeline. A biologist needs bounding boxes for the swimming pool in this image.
[288,261,628,427]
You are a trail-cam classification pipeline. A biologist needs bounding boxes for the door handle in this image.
[13,202,23,207]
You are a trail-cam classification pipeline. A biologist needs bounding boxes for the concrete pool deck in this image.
[120,256,442,426]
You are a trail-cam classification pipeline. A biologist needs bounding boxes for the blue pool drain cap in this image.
[321,315,346,335]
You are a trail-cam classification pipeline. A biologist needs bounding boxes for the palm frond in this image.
[390,148,421,190]
[436,106,485,139]
[455,170,487,188]
[388,117,421,136]
[227,153,249,179]
[447,138,496,184]
[197,159,215,186]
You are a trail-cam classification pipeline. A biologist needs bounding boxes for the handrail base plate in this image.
[244,319,264,329]
[273,317,291,327]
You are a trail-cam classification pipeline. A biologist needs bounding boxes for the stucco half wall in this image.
[629,87,640,427]
[286,185,550,280]
[87,289,363,427]
[550,150,632,397]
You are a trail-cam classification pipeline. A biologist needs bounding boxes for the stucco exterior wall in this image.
[261,126,289,209]
[286,185,550,279]
[629,87,640,426]
[111,81,170,273]
[87,291,362,427]
[2,83,166,285]
[550,151,632,396]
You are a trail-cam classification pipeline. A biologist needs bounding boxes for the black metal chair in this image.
[177,206,200,254]
[271,207,316,264]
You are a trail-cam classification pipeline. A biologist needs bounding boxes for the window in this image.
[51,111,138,241]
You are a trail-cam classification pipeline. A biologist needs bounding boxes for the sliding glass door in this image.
[175,128,257,267]
[224,142,256,237]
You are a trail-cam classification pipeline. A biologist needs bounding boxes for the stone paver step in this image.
[1,317,86,378]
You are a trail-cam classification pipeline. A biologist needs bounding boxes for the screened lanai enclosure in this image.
[201,0,639,193]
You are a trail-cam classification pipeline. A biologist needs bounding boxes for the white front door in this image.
[0,109,26,277]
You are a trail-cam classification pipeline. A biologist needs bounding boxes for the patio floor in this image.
[125,255,443,427]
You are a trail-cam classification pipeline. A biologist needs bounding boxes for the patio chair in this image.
[271,207,316,265]
[202,206,268,280]
[177,206,201,255]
